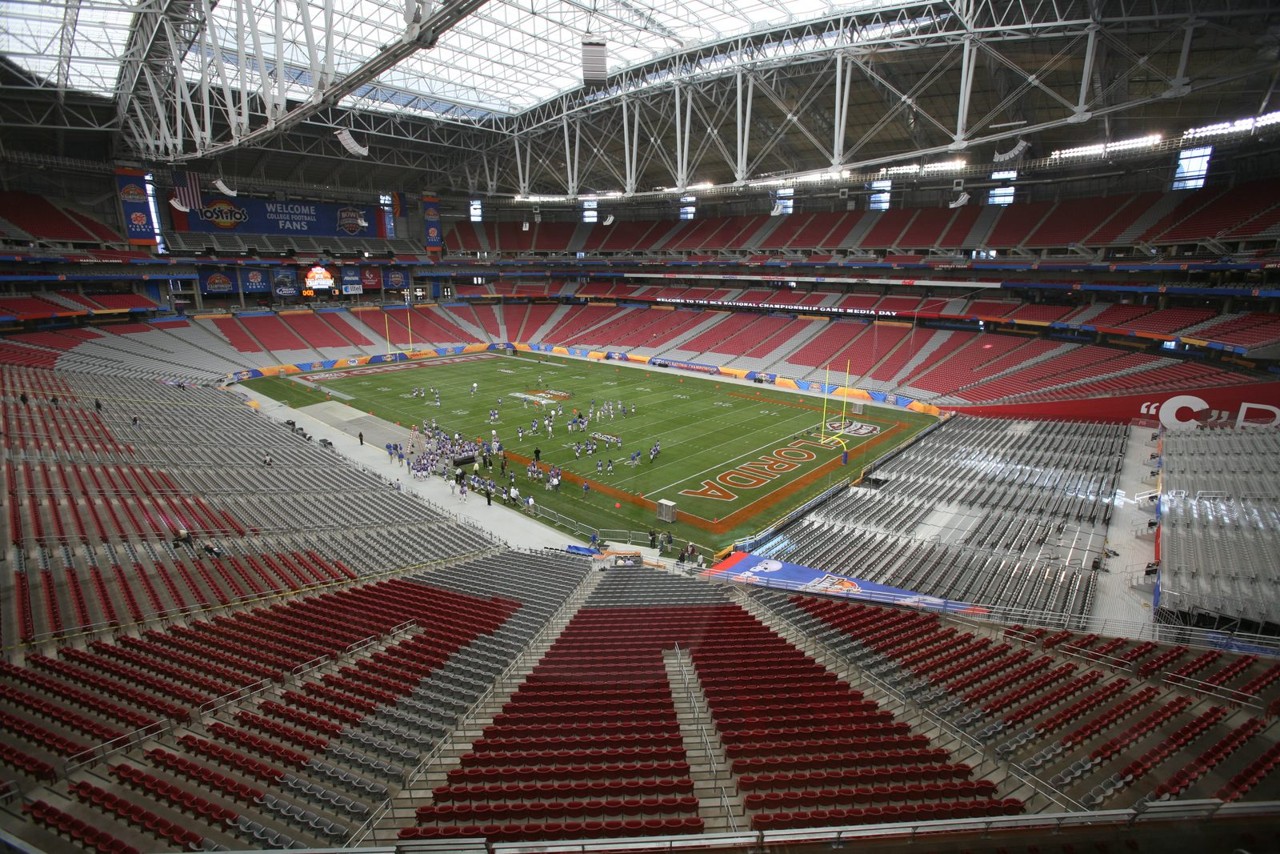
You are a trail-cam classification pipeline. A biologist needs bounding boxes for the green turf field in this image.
[244,351,935,551]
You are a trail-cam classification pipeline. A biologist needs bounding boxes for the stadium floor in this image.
[235,373,1162,642]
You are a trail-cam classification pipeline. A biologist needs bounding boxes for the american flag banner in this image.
[172,171,203,211]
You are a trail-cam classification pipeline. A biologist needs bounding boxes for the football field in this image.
[245,351,935,550]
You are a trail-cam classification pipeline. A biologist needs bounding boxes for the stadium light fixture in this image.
[883,164,921,176]
[921,159,967,174]
[1183,111,1280,139]
[1048,134,1161,160]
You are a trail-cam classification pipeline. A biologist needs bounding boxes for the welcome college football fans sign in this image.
[171,198,382,238]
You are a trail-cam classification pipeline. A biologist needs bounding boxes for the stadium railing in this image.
[482,799,1278,854]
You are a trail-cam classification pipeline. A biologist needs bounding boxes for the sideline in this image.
[231,384,586,553]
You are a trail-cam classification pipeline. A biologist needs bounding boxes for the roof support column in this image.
[1075,23,1100,118]
[674,84,692,190]
[951,33,976,150]
[512,138,530,196]
[1169,19,1200,96]
[832,52,853,168]
[562,115,579,197]
[622,98,639,195]
[734,69,753,183]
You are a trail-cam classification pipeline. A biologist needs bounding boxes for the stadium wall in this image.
[949,382,1280,427]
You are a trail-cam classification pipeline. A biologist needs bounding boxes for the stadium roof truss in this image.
[1,0,1278,194]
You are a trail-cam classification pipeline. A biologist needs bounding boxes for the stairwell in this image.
[526,304,572,342]
[1115,193,1183,245]
[887,329,955,388]
[662,646,746,834]
[341,311,394,355]
[431,306,487,342]
[161,319,253,373]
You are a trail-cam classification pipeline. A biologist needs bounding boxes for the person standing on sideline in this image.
[358,431,364,446]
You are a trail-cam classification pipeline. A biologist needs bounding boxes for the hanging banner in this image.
[174,198,383,238]
[239,267,271,293]
[360,267,384,290]
[198,268,237,295]
[341,266,363,295]
[115,167,157,246]
[423,195,443,250]
[384,268,410,290]
[273,267,298,298]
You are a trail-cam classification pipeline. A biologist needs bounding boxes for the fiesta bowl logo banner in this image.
[385,269,407,288]
[423,194,443,248]
[241,269,268,293]
[337,207,365,235]
[118,182,146,204]
[197,199,250,229]
[825,418,880,437]
[204,272,234,293]
[115,167,157,245]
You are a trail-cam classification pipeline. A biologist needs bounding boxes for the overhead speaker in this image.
[993,139,1029,162]
[948,192,970,209]
[335,128,369,157]
[602,214,614,226]
[582,40,607,85]
[522,221,530,232]
[838,188,849,199]
[213,179,237,197]
[169,198,190,212]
